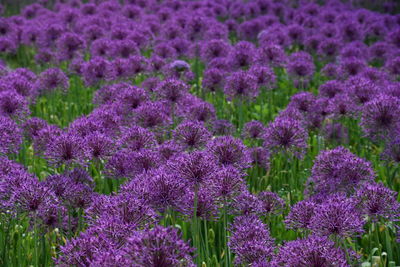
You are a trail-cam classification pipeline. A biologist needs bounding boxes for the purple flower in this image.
[35,68,69,95]
[0,90,30,120]
[135,101,171,129]
[340,58,366,77]
[0,116,22,155]
[33,124,62,155]
[255,44,287,67]
[355,182,400,222]
[361,94,400,140]
[167,150,217,187]
[307,146,375,197]
[187,101,216,122]
[309,193,365,238]
[124,226,194,266]
[249,65,276,89]
[263,118,308,159]
[229,215,275,265]
[285,199,317,230]
[258,191,285,216]
[207,136,252,169]
[287,52,315,79]
[156,78,189,103]
[173,120,211,149]
[212,119,235,136]
[224,71,258,100]
[201,39,231,63]
[142,168,187,213]
[118,125,156,151]
[45,132,85,167]
[274,235,349,267]
[231,191,264,216]
[84,132,115,161]
[318,80,343,99]
[288,92,316,114]
[82,57,115,86]
[210,166,246,203]
[202,68,226,93]
[249,147,271,169]
[242,120,265,139]
[382,132,400,163]
[228,41,256,69]
[156,140,183,162]
[56,32,84,61]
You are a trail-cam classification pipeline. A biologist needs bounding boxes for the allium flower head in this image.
[156,78,189,103]
[275,235,349,267]
[118,125,156,151]
[0,116,22,155]
[35,68,69,95]
[45,132,85,167]
[287,52,315,78]
[224,71,258,100]
[135,101,171,129]
[210,166,246,202]
[307,146,375,197]
[249,65,276,89]
[207,136,252,169]
[56,32,84,61]
[361,94,400,140]
[173,120,211,149]
[84,132,115,161]
[382,132,400,163]
[124,226,194,266]
[285,199,317,230]
[201,39,231,63]
[318,80,343,99]
[187,101,216,122]
[263,118,308,158]
[288,92,316,114]
[167,150,217,187]
[202,68,226,93]
[228,41,256,69]
[0,90,30,120]
[242,120,265,139]
[229,215,275,265]
[82,57,115,86]
[231,191,264,216]
[355,182,400,222]
[309,193,365,238]
[140,168,187,213]
[258,191,285,215]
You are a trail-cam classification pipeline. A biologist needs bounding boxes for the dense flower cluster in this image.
[0,0,399,266]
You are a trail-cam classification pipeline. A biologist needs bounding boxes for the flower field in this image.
[1,0,400,266]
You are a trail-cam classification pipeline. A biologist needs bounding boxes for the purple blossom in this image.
[167,150,217,187]
[307,146,375,197]
[173,120,211,149]
[263,118,308,158]
[309,193,365,238]
[224,71,258,100]
[45,132,86,167]
[355,182,400,221]
[124,226,195,266]
[0,90,30,120]
[285,199,317,230]
[274,235,350,267]
[361,94,400,140]
[207,136,252,169]
[229,215,275,265]
[0,116,22,155]
[242,120,265,139]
